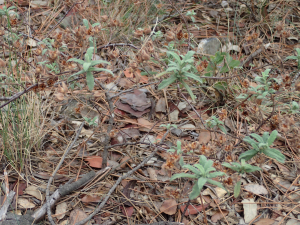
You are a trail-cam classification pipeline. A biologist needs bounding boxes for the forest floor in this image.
[0,0,300,224]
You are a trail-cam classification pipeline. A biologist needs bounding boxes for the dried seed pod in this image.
[0,58,6,67]
[165,31,175,42]
[134,29,144,38]
[48,50,58,62]
[143,26,151,35]
[100,15,108,22]
[140,49,150,61]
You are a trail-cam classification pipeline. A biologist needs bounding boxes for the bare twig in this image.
[97,43,138,50]
[0,191,15,221]
[0,83,38,109]
[46,122,84,225]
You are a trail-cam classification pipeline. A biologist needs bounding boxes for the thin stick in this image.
[46,122,84,225]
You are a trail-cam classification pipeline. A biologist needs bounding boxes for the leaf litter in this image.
[0,0,300,224]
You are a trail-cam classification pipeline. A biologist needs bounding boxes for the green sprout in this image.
[156,51,203,101]
[67,47,113,91]
[222,159,261,197]
[170,155,226,200]
[239,130,285,163]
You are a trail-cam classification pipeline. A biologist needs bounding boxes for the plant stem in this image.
[199,193,208,225]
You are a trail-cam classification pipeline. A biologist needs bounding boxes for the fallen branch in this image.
[0,191,15,221]
[0,84,38,109]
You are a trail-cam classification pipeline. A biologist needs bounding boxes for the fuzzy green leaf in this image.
[83,62,91,71]
[86,72,94,91]
[183,164,200,175]
[184,72,203,83]
[250,133,264,143]
[170,173,197,181]
[189,183,200,200]
[181,81,195,101]
[239,149,258,161]
[267,130,278,146]
[207,171,225,178]
[206,179,227,191]
[263,148,285,163]
[167,51,181,63]
[197,177,207,192]
[234,181,241,198]
[67,58,85,64]
[158,76,177,89]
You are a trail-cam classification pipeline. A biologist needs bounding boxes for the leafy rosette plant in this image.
[222,159,261,197]
[239,130,285,163]
[156,50,203,101]
[170,155,226,200]
[68,47,113,90]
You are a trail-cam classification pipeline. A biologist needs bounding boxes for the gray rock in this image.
[0,213,35,225]
[171,128,188,137]
[197,38,222,56]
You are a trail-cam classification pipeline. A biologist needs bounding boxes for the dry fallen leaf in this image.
[180,203,209,216]
[244,184,268,195]
[55,202,68,220]
[254,218,275,225]
[242,198,257,223]
[18,198,35,209]
[81,195,102,203]
[147,167,157,181]
[69,208,91,225]
[160,199,177,215]
[211,210,229,222]
[121,206,134,217]
[24,185,44,201]
[84,156,103,168]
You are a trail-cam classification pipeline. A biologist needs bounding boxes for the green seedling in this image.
[156,50,203,101]
[288,101,299,114]
[206,116,227,134]
[186,10,196,23]
[67,47,113,90]
[222,159,261,197]
[170,155,226,200]
[237,69,276,100]
[168,140,183,155]
[83,116,98,126]
[285,48,300,69]
[239,130,285,163]
[204,51,240,77]
[159,123,177,130]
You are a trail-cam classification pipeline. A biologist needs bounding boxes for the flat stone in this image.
[197,38,221,56]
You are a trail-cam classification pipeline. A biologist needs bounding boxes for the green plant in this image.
[204,51,240,77]
[287,101,299,114]
[83,116,98,126]
[186,10,196,23]
[168,140,183,155]
[156,51,203,101]
[170,155,226,200]
[222,159,261,197]
[159,123,177,130]
[0,6,19,18]
[237,69,276,100]
[67,47,113,90]
[239,130,285,163]
[285,48,300,69]
[206,116,227,134]
[151,30,163,41]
